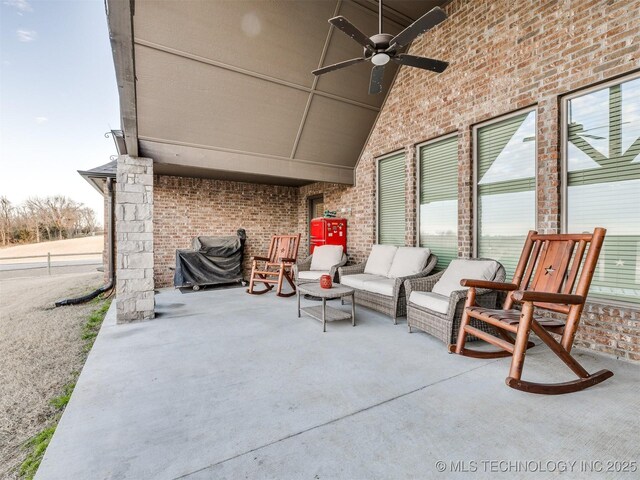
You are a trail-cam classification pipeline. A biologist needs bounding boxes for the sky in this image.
[0,0,120,223]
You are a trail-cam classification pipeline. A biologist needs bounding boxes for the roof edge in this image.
[106,0,138,156]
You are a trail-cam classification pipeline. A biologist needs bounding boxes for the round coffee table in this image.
[296,283,355,332]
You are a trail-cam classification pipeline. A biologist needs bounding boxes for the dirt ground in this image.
[0,236,103,264]
[0,269,104,479]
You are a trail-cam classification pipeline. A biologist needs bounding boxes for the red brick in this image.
[150,0,640,361]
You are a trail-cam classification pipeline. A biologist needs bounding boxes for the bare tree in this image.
[1,195,99,244]
[42,196,81,239]
[0,196,12,246]
[79,207,97,234]
[25,198,49,241]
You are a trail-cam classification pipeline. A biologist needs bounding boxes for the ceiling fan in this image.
[312,1,449,95]
[569,121,631,140]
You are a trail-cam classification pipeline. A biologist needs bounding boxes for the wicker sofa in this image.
[404,258,505,344]
[338,245,438,324]
[293,245,348,283]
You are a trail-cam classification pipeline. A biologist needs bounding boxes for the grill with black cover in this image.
[174,229,246,290]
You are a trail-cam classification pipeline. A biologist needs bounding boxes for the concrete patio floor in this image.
[37,286,639,479]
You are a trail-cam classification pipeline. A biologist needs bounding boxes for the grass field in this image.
[0,236,104,264]
[0,269,106,479]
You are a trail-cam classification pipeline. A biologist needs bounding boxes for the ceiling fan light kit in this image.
[371,53,390,66]
[312,1,450,94]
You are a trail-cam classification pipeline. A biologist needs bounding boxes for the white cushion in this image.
[364,245,398,276]
[409,291,450,314]
[298,270,328,280]
[340,273,384,290]
[432,259,499,297]
[310,245,343,271]
[387,247,431,278]
[361,278,395,296]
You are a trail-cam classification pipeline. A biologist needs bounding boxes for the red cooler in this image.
[310,218,347,254]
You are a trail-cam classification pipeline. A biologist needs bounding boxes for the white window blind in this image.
[378,152,406,246]
[419,135,458,269]
[476,110,536,277]
[566,76,640,304]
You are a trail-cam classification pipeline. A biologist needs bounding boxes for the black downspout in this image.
[55,177,116,306]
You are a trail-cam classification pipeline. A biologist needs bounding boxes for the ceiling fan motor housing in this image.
[365,33,394,58]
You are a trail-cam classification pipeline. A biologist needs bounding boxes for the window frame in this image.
[560,71,640,308]
[472,106,539,258]
[415,131,459,249]
[376,149,406,245]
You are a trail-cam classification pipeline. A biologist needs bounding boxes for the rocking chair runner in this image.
[247,234,301,298]
[449,228,613,395]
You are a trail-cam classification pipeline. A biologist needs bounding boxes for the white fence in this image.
[0,252,103,274]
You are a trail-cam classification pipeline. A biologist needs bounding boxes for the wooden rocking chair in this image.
[247,234,301,298]
[449,228,613,394]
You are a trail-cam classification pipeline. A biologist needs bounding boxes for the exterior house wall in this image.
[103,180,110,284]
[101,178,117,285]
[296,183,350,257]
[338,0,640,360]
[149,0,639,360]
[153,175,299,288]
[296,0,640,361]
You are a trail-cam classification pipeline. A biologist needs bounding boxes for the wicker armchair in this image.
[293,253,348,283]
[338,254,438,324]
[404,259,506,344]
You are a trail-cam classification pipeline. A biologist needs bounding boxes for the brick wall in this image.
[150,0,639,359]
[296,183,350,256]
[298,0,640,361]
[357,0,639,240]
[102,180,110,284]
[153,175,299,288]
[101,178,117,285]
[297,155,379,266]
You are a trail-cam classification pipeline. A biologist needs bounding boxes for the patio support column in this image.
[115,155,155,323]
[404,145,417,247]
[536,97,561,234]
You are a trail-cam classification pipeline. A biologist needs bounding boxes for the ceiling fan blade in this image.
[369,65,385,95]
[329,16,375,49]
[582,121,630,133]
[389,7,447,49]
[312,57,366,76]
[392,54,448,73]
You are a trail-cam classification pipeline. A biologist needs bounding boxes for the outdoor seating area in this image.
[32,0,638,477]
[247,226,616,396]
[451,228,614,395]
[247,234,301,298]
[339,245,437,324]
[293,244,347,283]
[406,258,506,343]
[34,286,640,479]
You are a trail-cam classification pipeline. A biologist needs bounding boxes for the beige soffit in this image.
[107,0,446,186]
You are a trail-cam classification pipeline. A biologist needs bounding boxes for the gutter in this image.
[78,168,115,195]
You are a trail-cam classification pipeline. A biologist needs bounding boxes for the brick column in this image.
[404,145,417,247]
[116,155,155,323]
[458,127,473,258]
[537,97,561,234]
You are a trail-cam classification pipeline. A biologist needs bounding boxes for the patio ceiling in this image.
[107,0,447,186]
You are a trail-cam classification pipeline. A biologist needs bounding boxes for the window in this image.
[377,152,406,245]
[418,134,458,269]
[564,75,640,304]
[474,109,537,277]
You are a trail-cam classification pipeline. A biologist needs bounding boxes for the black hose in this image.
[55,282,113,306]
